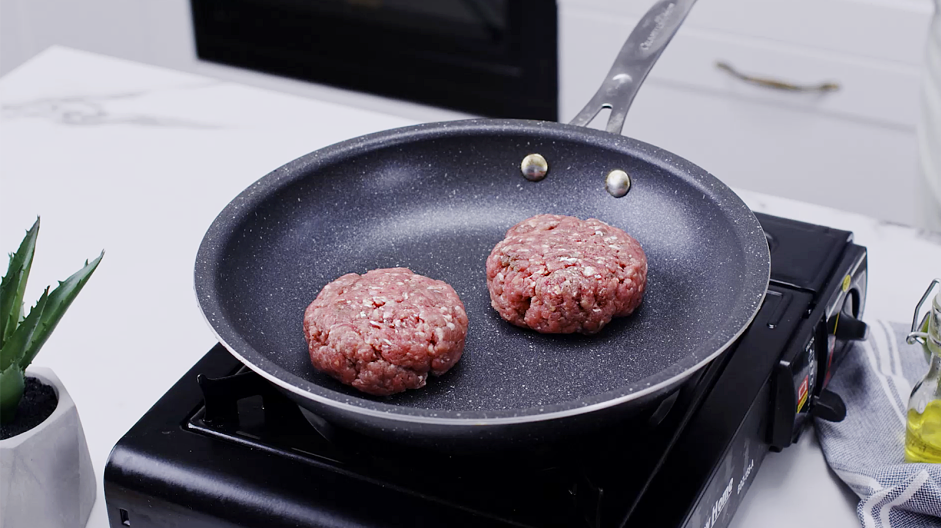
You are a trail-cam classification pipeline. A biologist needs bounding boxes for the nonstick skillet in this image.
[194,0,771,449]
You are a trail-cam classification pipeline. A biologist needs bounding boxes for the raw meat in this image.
[303,268,468,396]
[486,214,647,334]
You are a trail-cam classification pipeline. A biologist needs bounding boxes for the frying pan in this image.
[194,0,771,449]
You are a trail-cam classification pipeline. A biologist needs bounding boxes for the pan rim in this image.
[194,117,771,425]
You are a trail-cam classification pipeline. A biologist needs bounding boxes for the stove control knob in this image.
[830,314,869,341]
[810,389,847,422]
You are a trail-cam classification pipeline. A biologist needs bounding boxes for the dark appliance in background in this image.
[104,212,869,528]
[189,0,558,120]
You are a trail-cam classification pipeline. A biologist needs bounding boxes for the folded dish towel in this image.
[815,320,941,528]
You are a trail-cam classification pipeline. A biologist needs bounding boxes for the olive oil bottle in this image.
[905,279,941,463]
[906,400,941,463]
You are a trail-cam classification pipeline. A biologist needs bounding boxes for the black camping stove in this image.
[104,213,869,528]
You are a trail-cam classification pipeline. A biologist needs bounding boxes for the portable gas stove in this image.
[104,212,869,528]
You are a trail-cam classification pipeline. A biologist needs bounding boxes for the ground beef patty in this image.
[486,214,647,335]
[303,268,468,396]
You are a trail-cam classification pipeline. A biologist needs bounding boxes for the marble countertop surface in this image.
[2,47,940,528]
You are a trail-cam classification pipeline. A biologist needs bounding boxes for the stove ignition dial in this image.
[831,283,868,342]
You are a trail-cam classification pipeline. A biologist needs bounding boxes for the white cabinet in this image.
[559,0,935,227]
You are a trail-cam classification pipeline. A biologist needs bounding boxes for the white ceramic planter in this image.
[0,367,96,528]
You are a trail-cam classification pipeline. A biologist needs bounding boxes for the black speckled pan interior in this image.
[194,118,770,438]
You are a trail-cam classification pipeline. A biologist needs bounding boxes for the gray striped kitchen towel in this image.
[815,320,941,528]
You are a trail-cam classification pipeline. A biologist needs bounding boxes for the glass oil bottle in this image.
[904,278,941,463]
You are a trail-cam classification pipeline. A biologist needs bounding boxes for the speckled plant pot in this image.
[0,367,96,528]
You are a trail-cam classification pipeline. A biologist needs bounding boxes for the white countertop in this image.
[2,47,940,528]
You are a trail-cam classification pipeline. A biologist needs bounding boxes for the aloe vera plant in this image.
[0,218,103,425]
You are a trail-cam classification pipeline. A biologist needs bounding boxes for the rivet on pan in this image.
[605,169,631,197]
[521,154,548,182]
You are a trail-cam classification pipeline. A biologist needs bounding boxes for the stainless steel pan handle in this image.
[569,0,698,135]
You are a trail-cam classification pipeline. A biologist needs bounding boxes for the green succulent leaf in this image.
[0,288,48,372]
[0,217,39,349]
[20,251,103,369]
[0,364,26,425]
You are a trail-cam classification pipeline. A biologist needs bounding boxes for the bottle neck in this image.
[928,353,941,378]
[927,296,941,356]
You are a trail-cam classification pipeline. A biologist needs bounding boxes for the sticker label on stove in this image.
[736,459,754,495]
[702,478,735,528]
[685,393,769,528]
[797,375,809,413]
[807,337,817,402]
[737,440,754,495]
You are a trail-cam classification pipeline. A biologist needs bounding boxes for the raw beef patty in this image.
[486,214,647,335]
[303,268,468,396]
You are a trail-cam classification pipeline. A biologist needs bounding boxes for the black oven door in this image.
[190,0,558,120]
